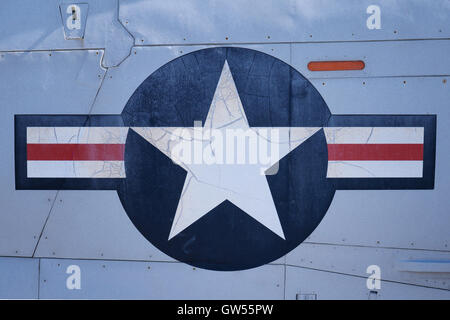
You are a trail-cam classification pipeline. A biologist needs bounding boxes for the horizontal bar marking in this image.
[27,144,125,161]
[327,161,423,178]
[325,127,425,177]
[327,144,423,161]
[27,161,126,178]
[307,60,365,71]
[24,126,427,179]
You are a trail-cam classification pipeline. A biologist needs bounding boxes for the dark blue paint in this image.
[14,47,437,271]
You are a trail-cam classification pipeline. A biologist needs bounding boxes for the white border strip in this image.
[27,161,126,178]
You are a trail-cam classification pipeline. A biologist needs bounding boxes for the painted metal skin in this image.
[0,0,450,299]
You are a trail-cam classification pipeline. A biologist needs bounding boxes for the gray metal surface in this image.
[0,0,133,67]
[39,258,284,299]
[285,265,450,300]
[287,243,450,290]
[0,0,110,50]
[34,190,175,262]
[0,49,105,257]
[292,40,450,78]
[120,0,450,44]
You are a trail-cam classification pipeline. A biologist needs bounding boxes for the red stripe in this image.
[27,144,124,161]
[327,144,423,161]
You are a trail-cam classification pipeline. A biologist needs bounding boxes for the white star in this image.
[132,61,321,240]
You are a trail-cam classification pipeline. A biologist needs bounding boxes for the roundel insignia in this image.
[15,47,436,271]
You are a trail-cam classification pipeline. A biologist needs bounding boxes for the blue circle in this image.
[118,47,335,270]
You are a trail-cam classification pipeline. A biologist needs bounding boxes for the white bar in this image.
[27,127,129,144]
[27,161,126,178]
[396,260,450,273]
[324,127,424,144]
[327,161,423,178]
